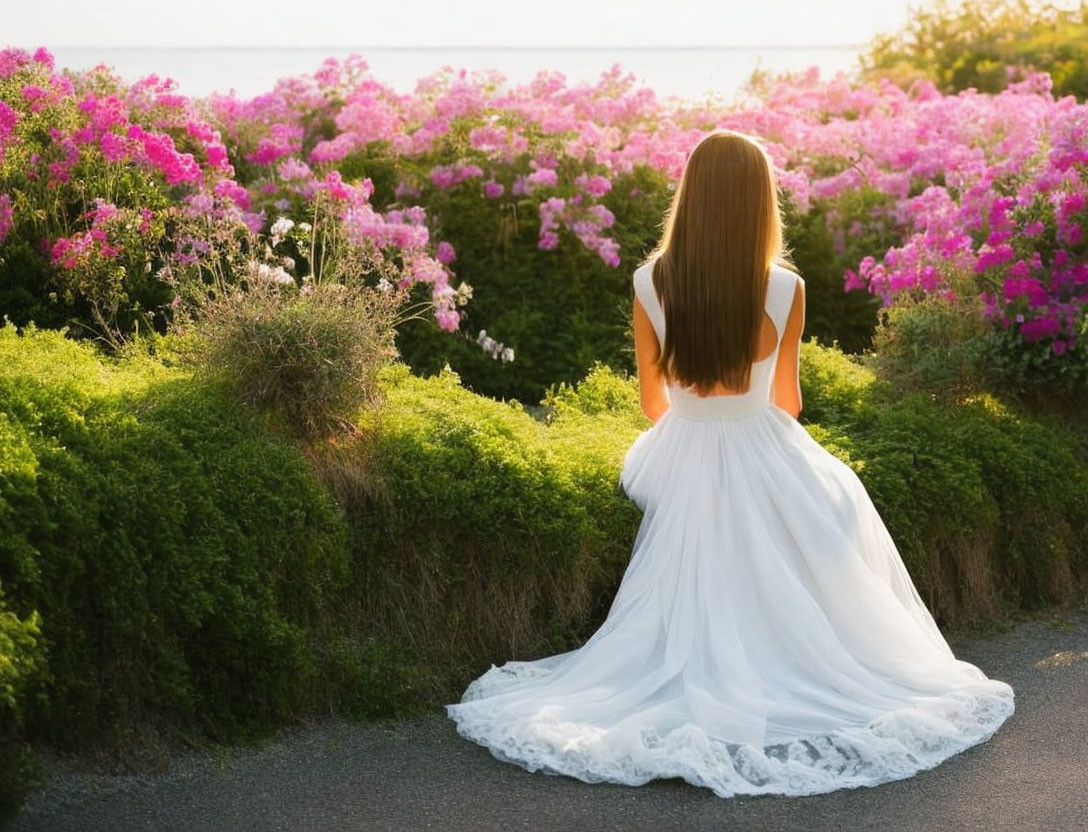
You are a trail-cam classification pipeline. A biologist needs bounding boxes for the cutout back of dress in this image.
[633,261,798,421]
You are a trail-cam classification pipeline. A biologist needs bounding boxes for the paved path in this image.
[9,606,1088,832]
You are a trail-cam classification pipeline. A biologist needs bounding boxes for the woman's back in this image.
[633,260,801,418]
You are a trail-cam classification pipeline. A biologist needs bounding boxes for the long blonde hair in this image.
[641,129,794,394]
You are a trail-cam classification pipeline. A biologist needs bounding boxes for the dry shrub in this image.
[184,279,404,440]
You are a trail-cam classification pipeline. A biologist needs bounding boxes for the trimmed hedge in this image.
[0,323,429,811]
[344,362,647,698]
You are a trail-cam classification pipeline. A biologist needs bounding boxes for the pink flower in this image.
[0,193,13,245]
[538,230,559,250]
[527,167,559,188]
[242,210,266,234]
[32,47,55,72]
[975,243,1016,272]
[435,309,461,331]
[0,100,19,140]
[575,172,612,197]
[436,241,456,264]
[213,179,251,210]
[320,170,352,201]
[843,268,866,291]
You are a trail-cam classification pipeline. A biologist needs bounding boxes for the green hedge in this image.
[344,362,647,698]
[0,582,45,825]
[0,323,428,813]
[797,340,1088,618]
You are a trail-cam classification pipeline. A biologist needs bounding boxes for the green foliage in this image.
[346,361,646,696]
[0,583,46,824]
[868,289,995,398]
[392,165,675,404]
[860,0,1088,98]
[869,285,1088,405]
[541,360,644,426]
[795,341,1088,619]
[0,322,355,754]
[781,190,888,354]
[1,326,1084,823]
[981,317,1088,400]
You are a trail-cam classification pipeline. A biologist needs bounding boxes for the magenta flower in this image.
[436,241,456,264]
[213,179,251,210]
[0,193,13,245]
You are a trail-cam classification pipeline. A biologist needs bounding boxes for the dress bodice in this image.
[632,260,800,421]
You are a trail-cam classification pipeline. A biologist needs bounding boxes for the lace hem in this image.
[445,663,1015,798]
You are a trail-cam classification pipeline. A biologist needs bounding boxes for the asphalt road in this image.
[9,606,1088,832]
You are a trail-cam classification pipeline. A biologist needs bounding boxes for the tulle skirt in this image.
[444,397,1014,797]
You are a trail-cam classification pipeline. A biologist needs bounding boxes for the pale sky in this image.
[6,0,920,49]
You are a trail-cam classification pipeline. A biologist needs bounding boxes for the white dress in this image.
[444,262,1015,797]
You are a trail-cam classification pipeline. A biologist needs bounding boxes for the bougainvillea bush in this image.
[0,47,469,351]
[2,46,1086,401]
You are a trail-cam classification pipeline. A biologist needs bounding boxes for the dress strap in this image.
[633,262,666,344]
[766,268,798,344]
[635,261,798,346]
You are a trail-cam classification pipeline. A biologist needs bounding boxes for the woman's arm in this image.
[772,275,805,420]
[634,295,670,423]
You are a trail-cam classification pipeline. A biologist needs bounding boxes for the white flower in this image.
[377,277,393,292]
[251,261,295,286]
[271,216,295,236]
[298,222,313,233]
[280,255,295,271]
[270,216,295,247]
[478,328,513,360]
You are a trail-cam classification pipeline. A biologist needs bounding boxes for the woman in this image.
[444,129,1015,797]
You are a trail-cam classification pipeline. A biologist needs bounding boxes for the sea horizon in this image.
[41,44,867,103]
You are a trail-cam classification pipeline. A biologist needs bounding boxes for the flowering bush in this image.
[0,47,469,350]
[181,52,1088,397]
[4,44,1088,398]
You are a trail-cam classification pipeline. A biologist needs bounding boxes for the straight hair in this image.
[640,129,795,394]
